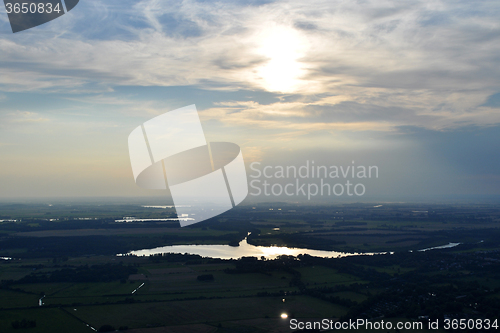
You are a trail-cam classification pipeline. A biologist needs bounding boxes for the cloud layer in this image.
[1,0,500,199]
[1,0,499,132]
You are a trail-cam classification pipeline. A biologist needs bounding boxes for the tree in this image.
[98,324,115,332]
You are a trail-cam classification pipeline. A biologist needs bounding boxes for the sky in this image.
[0,0,499,203]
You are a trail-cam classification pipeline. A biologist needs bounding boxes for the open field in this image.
[68,296,347,329]
[0,307,90,333]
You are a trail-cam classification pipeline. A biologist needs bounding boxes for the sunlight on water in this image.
[119,237,384,259]
[418,242,460,252]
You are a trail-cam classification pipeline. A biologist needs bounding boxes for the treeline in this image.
[224,255,304,290]
[0,229,249,258]
[224,255,300,274]
[222,254,393,285]
[11,319,36,329]
[197,274,214,281]
[0,219,118,233]
[246,232,346,251]
[196,218,260,234]
[148,252,224,264]
[306,288,358,307]
[0,235,139,258]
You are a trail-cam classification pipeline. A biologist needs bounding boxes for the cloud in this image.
[0,0,499,133]
[2,0,500,199]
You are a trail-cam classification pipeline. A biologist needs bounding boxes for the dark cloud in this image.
[278,93,330,104]
[294,21,318,31]
[396,125,500,175]
[213,56,265,70]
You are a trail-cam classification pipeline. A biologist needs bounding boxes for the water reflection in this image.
[418,242,460,252]
[119,237,383,259]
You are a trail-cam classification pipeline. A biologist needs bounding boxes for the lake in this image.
[118,235,462,260]
[118,236,387,259]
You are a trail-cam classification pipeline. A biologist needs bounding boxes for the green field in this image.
[68,296,347,329]
[0,308,90,333]
[298,266,366,285]
[1,203,499,332]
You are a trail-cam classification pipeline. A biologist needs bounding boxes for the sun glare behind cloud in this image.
[255,26,307,93]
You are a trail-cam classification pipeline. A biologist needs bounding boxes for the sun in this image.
[256,26,307,93]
